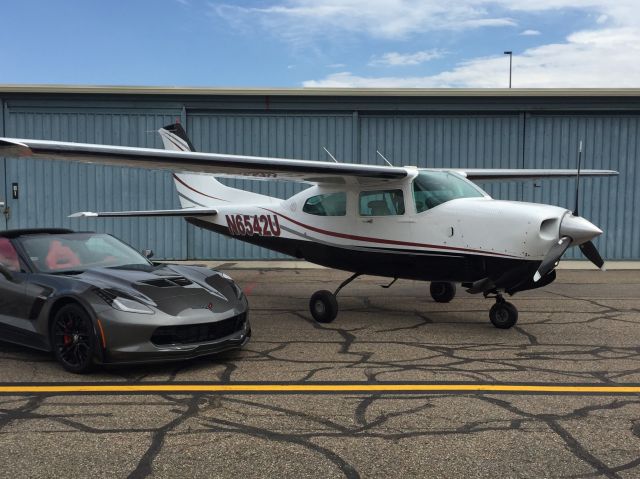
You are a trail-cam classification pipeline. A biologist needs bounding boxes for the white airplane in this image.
[0,124,618,328]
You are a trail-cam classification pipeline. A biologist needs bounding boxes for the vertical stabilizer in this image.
[159,123,274,207]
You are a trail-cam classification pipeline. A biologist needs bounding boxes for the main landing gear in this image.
[309,273,361,323]
[309,275,519,329]
[429,281,456,303]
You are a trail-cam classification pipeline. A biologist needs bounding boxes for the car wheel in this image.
[50,303,96,374]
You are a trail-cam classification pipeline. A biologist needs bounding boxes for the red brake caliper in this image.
[63,319,72,346]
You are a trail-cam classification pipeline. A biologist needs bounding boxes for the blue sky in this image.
[2,0,639,88]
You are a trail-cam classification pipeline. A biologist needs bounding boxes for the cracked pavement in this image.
[0,268,639,478]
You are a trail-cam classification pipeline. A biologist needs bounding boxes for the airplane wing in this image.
[0,138,618,183]
[0,138,407,183]
[68,208,217,218]
[458,169,618,180]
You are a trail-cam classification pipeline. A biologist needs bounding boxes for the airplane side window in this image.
[359,189,405,216]
[302,192,347,216]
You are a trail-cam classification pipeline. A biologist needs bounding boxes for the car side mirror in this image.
[0,264,15,282]
[142,249,154,259]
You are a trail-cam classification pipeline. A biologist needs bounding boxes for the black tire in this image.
[430,282,456,303]
[50,303,96,374]
[489,301,518,329]
[309,290,339,323]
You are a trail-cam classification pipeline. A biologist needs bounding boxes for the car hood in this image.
[76,264,242,316]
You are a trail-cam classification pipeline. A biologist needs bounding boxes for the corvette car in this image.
[0,229,250,373]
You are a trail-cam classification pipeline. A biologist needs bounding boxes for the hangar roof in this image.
[1,84,640,97]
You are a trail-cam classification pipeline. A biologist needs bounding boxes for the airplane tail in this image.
[159,123,273,208]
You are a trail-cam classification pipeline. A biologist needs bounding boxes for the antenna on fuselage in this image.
[322,146,339,163]
[376,150,393,167]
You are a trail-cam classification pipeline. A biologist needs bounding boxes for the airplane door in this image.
[356,188,412,236]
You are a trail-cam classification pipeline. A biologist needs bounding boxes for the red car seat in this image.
[46,240,81,270]
[0,238,19,272]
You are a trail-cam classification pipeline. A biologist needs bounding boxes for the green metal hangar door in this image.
[0,86,638,260]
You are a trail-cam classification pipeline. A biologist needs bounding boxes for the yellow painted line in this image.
[0,384,639,394]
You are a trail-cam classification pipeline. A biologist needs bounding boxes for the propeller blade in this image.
[534,236,572,282]
[579,240,606,270]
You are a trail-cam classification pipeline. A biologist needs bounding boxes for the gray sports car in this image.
[0,229,250,373]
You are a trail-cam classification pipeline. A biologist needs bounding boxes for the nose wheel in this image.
[489,296,518,329]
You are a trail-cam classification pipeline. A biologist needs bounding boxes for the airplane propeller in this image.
[534,140,606,282]
[533,236,571,282]
[579,240,605,270]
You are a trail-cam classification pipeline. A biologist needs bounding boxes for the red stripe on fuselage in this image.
[261,208,518,258]
[172,174,228,202]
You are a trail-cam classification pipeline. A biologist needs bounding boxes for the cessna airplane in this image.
[0,125,617,329]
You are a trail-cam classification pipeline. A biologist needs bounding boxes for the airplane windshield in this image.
[413,171,485,213]
[18,233,152,274]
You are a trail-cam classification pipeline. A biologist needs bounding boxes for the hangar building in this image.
[0,85,637,260]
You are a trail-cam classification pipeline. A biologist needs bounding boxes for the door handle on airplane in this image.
[361,219,373,223]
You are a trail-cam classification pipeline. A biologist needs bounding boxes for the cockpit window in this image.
[303,192,347,216]
[359,189,405,216]
[413,171,484,213]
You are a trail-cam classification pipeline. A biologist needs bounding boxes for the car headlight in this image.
[95,288,155,315]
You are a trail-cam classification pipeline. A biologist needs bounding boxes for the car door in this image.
[0,155,7,230]
[0,238,47,349]
[0,237,28,341]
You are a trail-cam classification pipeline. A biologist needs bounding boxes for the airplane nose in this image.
[559,214,603,245]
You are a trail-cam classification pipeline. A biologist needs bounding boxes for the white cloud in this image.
[304,27,640,88]
[327,63,346,68]
[212,0,640,41]
[369,49,444,67]
[520,29,541,35]
[211,1,517,40]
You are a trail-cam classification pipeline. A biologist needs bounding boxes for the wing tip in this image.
[69,211,98,218]
[0,138,32,157]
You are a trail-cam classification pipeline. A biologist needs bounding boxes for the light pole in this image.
[504,51,512,88]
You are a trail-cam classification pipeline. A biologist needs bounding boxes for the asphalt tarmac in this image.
[1,268,639,478]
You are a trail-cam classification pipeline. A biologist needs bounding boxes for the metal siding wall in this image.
[186,113,353,259]
[524,115,639,259]
[3,108,187,259]
[359,115,523,201]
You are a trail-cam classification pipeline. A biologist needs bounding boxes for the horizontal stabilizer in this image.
[68,208,217,218]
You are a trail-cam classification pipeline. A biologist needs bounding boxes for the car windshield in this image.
[17,233,151,274]
[413,171,485,213]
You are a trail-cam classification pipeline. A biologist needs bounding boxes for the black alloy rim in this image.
[53,310,91,368]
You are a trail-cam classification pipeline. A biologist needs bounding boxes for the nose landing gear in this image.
[488,294,518,329]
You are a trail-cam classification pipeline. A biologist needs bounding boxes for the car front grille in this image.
[150,313,246,346]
